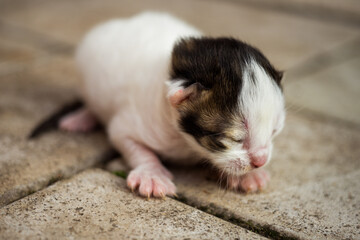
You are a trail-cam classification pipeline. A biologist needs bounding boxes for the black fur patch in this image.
[170,37,282,152]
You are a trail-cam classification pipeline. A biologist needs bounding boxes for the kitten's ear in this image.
[167,80,204,108]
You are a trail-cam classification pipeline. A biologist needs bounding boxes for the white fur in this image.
[76,12,203,164]
[240,60,285,153]
[166,79,187,99]
[210,60,285,175]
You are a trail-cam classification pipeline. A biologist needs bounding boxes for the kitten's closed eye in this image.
[232,138,244,144]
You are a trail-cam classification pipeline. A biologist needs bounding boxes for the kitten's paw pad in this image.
[59,109,97,132]
[127,165,176,198]
[227,169,270,193]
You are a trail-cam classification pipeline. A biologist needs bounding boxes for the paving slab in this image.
[286,56,360,126]
[0,36,49,77]
[235,0,360,14]
[168,111,360,240]
[285,36,360,82]
[175,168,360,240]
[0,56,110,207]
[0,17,74,56]
[0,0,358,70]
[230,0,360,27]
[0,168,267,240]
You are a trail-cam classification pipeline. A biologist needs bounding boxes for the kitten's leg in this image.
[108,124,176,198]
[59,107,98,132]
[226,169,270,193]
[120,139,176,198]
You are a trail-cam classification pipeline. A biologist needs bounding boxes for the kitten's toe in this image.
[227,169,270,193]
[127,165,177,198]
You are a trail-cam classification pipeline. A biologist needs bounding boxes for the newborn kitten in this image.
[60,12,285,198]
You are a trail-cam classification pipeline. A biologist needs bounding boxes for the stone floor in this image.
[0,0,359,239]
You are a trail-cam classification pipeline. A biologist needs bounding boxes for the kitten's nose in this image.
[251,154,267,168]
[250,147,268,168]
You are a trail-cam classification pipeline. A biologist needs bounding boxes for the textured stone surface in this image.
[285,36,360,82]
[0,169,267,240]
[172,111,360,239]
[237,0,360,17]
[286,56,360,125]
[0,0,358,70]
[230,0,360,28]
[0,60,110,207]
[0,37,44,76]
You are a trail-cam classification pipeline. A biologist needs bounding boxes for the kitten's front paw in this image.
[127,164,176,198]
[226,169,270,193]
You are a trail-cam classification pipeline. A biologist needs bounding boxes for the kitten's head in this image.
[167,37,285,176]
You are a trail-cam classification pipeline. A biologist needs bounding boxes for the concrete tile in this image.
[0,132,109,207]
[0,169,267,240]
[0,39,33,73]
[285,37,360,81]
[286,57,360,125]
[175,169,360,240]
[30,56,81,89]
[0,37,48,76]
[0,22,76,79]
[0,63,78,137]
[0,18,74,56]
[270,112,360,188]
[171,111,360,239]
[0,61,110,207]
[230,0,360,27]
[0,0,358,70]
[245,0,360,16]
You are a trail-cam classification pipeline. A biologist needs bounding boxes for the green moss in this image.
[27,189,36,195]
[112,170,128,179]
